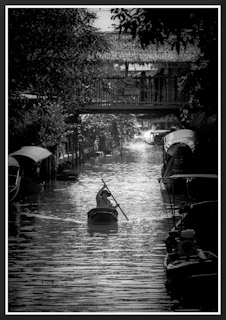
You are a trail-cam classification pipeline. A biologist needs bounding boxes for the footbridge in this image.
[74,75,188,116]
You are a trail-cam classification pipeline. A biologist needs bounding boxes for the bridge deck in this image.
[79,102,183,114]
[75,76,187,114]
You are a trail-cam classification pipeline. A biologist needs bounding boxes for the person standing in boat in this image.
[96,184,119,208]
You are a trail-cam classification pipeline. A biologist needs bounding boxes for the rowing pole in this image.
[102,179,129,221]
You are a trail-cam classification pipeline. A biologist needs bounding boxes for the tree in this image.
[8,8,109,98]
[8,8,110,151]
[111,8,218,113]
[81,113,140,153]
[8,98,72,153]
[111,7,218,173]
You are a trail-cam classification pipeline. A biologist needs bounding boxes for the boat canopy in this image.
[8,156,20,167]
[163,129,196,153]
[10,146,52,163]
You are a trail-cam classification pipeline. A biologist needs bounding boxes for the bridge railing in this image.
[83,76,188,106]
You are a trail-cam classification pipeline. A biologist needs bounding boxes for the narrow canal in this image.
[7,141,213,314]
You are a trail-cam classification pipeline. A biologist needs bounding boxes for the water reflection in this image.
[8,142,216,313]
[87,221,119,237]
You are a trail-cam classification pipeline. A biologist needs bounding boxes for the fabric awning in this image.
[163,129,196,153]
[8,156,20,167]
[9,146,52,163]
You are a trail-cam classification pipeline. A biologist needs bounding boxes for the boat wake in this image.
[19,211,84,225]
[119,216,166,224]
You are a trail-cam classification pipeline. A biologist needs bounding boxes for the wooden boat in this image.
[161,174,218,253]
[143,129,170,145]
[94,151,104,157]
[8,156,21,202]
[164,209,218,294]
[104,150,112,156]
[179,199,218,254]
[160,174,218,298]
[164,244,218,294]
[87,207,118,223]
[160,173,218,204]
[10,146,52,162]
[56,169,78,180]
[165,246,218,309]
[9,146,52,197]
[161,129,196,193]
[163,229,218,300]
[164,227,218,295]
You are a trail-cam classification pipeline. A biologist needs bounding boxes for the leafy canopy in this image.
[8,8,110,150]
[8,8,109,99]
[111,8,218,112]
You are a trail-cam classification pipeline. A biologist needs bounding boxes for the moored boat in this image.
[9,146,52,197]
[163,228,218,301]
[8,156,21,202]
[160,173,218,301]
[56,169,78,181]
[161,129,196,193]
[164,247,218,309]
[10,146,52,163]
[164,242,218,294]
[143,129,170,145]
[160,174,218,253]
[87,207,118,223]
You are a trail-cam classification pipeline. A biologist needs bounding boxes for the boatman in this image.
[96,184,119,209]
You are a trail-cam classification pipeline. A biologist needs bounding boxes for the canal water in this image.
[7,141,217,314]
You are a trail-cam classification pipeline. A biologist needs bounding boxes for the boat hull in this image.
[8,163,21,202]
[9,176,21,202]
[164,250,218,291]
[87,207,118,223]
[161,129,196,194]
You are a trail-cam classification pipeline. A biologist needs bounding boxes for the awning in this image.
[164,129,196,153]
[9,146,52,163]
[8,156,20,167]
